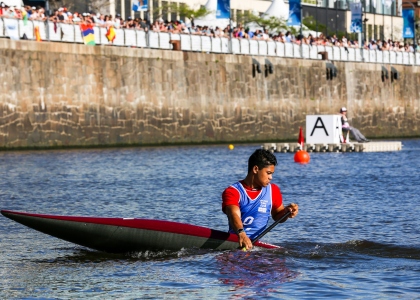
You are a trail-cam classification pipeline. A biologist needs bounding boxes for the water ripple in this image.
[1,140,420,298]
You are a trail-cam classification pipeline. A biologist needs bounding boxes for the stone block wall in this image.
[0,39,419,149]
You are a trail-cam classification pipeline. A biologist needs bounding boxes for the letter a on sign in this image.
[310,117,329,136]
[306,115,341,144]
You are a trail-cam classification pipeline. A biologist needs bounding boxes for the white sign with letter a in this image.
[306,115,342,144]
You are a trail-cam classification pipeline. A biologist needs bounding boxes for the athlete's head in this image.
[247,149,278,173]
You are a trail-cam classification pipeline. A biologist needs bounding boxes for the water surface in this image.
[1,140,419,298]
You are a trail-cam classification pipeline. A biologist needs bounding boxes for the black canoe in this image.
[1,210,279,253]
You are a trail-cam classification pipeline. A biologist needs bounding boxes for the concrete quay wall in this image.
[0,39,419,149]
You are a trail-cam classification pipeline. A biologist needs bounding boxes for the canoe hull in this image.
[1,210,279,253]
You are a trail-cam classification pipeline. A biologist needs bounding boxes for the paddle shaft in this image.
[251,210,292,244]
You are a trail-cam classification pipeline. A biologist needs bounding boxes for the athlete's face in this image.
[253,165,275,187]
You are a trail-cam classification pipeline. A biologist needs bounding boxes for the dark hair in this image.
[248,149,277,173]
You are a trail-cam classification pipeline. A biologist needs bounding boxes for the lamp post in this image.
[361,0,368,46]
[326,0,329,36]
[360,0,368,62]
[315,0,318,36]
[335,0,338,37]
[382,0,384,41]
[229,18,232,53]
[391,1,394,40]
[300,0,303,38]
[44,0,50,41]
[363,16,368,45]
[45,0,50,16]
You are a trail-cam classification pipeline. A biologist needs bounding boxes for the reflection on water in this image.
[217,250,299,294]
[1,140,420,298]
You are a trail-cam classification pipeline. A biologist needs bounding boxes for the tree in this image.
[302,16,325,34]
[235,11,298,35]
[154,3,210,22]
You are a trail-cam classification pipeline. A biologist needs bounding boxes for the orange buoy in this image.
[294,126,310,163]
[294,150,310,164]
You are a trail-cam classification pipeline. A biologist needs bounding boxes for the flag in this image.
[132,0,148,11]
[106,26,116,43]
[403,9,415,38]
[350,2,362,33]
[287,0,301,26]
[216,0,230,19]
[34,26,41,41]
[80,23,96,45]
[298,127,304,149]
[22,10,28,26]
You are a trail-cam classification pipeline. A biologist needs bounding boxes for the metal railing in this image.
[1,17,418,65]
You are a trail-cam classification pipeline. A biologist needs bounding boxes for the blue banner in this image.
[216,0,230,19]
[403,9,415,38]
[350,2,362,33]
[132,0,148,11]
[287,0,301,26]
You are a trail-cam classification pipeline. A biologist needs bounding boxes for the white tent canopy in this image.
[193,0,230,29]
[247,0,289,32]
[250,0,321,37]
[193,0,320,36]
[264,0,289,20]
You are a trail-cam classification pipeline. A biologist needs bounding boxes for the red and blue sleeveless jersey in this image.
[224,181,276,239]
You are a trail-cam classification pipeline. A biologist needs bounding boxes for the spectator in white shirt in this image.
[72,12,81,23]
[29,9,38,20]
[114,14,121,28]
[58,8,68,21]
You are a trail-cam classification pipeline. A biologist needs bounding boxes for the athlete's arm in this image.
[222,187,240,213]
[224,205,253,250]
[272,203,299,222]
[271,184,298,221]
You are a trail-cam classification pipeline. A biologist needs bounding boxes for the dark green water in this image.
[1,140,419,298]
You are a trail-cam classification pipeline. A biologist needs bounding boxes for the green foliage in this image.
[302,16,325,33]
[155,3,210,19]
[236,12,298,34]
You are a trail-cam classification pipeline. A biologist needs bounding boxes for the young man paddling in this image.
[222,149,299,250]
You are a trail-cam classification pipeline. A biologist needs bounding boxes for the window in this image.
[374,25,378,41]
[180,3,187,22]
[162,1,168,21]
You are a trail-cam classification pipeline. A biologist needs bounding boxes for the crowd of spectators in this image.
[0,2,416,52]
[300,34,416,53]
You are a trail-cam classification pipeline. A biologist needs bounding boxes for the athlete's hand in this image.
[238,231,253,250]
[287,203,299,218]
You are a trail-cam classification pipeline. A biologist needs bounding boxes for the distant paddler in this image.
[222,149,299,250]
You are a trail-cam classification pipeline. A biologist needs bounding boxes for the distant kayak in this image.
[1,210,279,253]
